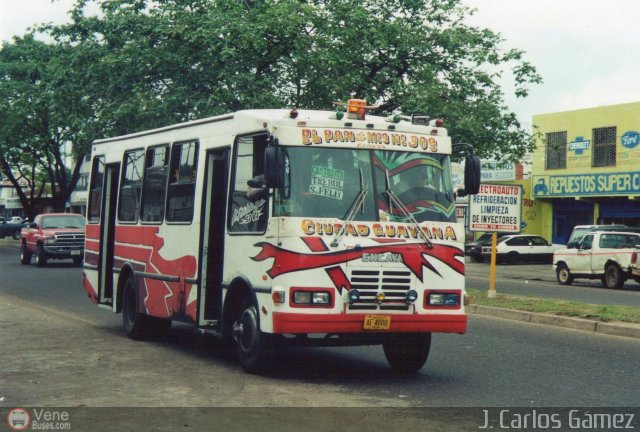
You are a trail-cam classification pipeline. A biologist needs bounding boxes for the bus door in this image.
[199,148,229,326]
[98,163,119,306]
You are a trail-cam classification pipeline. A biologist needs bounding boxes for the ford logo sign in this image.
[621,131,640,149]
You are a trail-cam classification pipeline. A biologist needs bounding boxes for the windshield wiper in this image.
[331,169,368,247]
[384,170,433,248]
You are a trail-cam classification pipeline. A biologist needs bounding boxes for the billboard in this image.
[469,184,522,232]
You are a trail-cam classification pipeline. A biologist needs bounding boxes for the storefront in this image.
[531,102,640,244]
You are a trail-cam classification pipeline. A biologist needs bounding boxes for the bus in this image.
[83,99,481,373]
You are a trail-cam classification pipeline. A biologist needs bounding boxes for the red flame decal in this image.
[252,242,463,285]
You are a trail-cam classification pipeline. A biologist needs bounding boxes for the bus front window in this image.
[273,147,456,223]
[374,151,456,223]
[274,147,376,221]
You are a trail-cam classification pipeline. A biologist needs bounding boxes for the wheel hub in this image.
[233,308,258,353]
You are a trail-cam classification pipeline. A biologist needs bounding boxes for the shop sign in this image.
[568,136,590,155]
[480,160,516,181]
[621,131,640,149]
[451,162,464,191]
[532,171,640,197]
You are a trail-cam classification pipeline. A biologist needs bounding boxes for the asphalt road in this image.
[1,242,640,409]
[465,259,640,307]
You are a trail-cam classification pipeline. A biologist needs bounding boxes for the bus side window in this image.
[167,140,198,223]
[141,145,169,223]
[88,156,105,223]
[118,149,144,223]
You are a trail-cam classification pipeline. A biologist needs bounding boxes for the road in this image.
[1,242,640,412]
[465,259,640,307]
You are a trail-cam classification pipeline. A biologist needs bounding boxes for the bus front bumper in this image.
[272,312,467,334]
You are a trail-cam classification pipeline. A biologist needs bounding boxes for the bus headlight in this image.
[426,291,461,308]
[291,289,332,307]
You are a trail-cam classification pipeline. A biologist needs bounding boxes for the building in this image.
[531,101,640,244]
[68,154,91,215]
[0,151,91,218]
[0,179,27,220]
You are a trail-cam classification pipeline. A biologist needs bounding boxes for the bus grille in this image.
[347,269,412,311]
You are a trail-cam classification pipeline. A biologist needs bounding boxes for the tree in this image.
[0,0,541,213]
[0,35,104,217]
[54,0,540,160]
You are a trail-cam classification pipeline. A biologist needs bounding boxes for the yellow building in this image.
[532,101,640,244]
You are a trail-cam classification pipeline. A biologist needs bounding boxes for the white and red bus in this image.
[83,99,481,373]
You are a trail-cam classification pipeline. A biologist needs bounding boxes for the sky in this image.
[1,0,640,129]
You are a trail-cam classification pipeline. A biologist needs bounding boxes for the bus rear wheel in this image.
[122,277,170,340]
[233,299,270,373]
[383,333,431,373]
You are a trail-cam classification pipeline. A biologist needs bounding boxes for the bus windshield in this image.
[273,147,456,223]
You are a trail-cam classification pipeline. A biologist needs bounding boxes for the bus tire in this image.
[383,332,431,373]
[122,276,158,340]
[233,298,269,374]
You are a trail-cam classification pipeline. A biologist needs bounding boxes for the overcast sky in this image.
[2,0,640,129]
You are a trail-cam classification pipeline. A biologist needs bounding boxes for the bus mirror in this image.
[264,147,284,188]
[457,155,481,197]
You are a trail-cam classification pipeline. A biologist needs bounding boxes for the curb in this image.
[469,304,640,340]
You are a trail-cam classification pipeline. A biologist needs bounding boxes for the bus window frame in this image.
[140,143,170,225]
[227,131,270,236]
[165,139,199,225]
[117,147,145,225]
[87,155,106,224]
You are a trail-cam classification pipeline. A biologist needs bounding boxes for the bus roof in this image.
[93,108,452,154]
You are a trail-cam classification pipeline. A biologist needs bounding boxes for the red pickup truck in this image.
[20,213,86,267]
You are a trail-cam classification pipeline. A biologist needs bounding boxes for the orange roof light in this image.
[346,99,367,120]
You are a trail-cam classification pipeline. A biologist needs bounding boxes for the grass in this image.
[468,288,640,324]
[0,237,20,246]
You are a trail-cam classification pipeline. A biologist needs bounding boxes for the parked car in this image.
[480,234,564,264]
[566,224,632,248]
[465,232,508,262]
[554,231,640,289]
[0,219,28,240]
[20,213,86,267]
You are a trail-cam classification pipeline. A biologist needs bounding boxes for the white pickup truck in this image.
[553,231,640,289]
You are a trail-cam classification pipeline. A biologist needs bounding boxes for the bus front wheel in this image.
[383,333,431,373]
[233,299,270,373]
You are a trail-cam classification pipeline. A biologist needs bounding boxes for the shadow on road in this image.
[98,323,455,384]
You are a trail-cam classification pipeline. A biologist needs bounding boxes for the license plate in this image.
[363,315,391,330]
[71,250,81,256]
